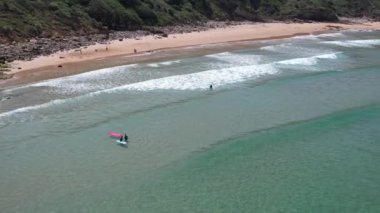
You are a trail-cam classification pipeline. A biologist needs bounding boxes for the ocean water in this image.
[0,30,379,212]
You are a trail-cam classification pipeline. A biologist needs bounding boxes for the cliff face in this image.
[1,0,379,42]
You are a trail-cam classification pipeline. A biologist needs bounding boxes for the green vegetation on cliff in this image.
[1,0,379,42]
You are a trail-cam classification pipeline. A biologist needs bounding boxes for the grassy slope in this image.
[0,0,379,42]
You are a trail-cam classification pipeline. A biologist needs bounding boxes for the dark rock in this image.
[234,8,258,21]
[295,7,338,22]
[0,72,13,79]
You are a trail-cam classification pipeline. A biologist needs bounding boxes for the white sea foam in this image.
[28,64,139,95]
[260,43,291,51]
[0,52,342,119]
[146,60,181,67]
[97,64,279,92]
[343,29,376,33]
[292,34,320,40]
[277,57,318,66]
[322,39,380,48]
[206,52,261,65]
[276,53,340,66]
[285,32,345,41]
[316,32,345,38]
[0,99,67,119]
[32,64,137,87]
[316,53,340,59]
[206,52,233,58]
[260,43,326,56]
[147,63,159,67]
[0,64,278,119]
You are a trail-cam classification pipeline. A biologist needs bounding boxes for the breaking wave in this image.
[206,52,262,66]
[276,53,340,66]
[322,39,380,48]
[146,60,181,67]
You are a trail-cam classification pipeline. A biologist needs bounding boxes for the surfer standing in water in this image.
[209,84,213,90]
[118,135,127,147]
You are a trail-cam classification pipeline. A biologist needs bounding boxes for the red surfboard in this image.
[107,131,123,138]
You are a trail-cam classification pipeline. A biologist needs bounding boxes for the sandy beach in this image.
[1,21,380,88]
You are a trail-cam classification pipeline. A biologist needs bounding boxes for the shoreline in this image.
[1,21,380,89]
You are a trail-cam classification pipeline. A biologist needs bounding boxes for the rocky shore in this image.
[0,63,12,80]
[0,21,240,79]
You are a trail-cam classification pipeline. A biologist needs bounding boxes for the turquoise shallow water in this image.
[131,105,380,213]
[0,30,379,212]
